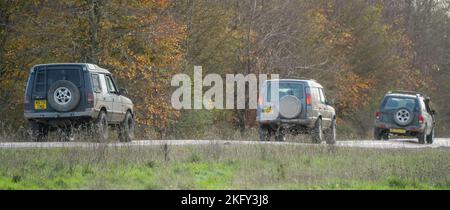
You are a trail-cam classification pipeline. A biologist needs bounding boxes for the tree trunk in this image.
[87,0,103,64]
[0,6,11,83]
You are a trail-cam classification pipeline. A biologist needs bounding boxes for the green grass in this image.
[0,144,449,189]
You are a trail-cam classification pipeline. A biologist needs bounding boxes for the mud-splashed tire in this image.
[374,128,389,141]
[374,128,382,140]
[426,127,434,144]
[57,125,75,142]
[325,119,336,145]
[275,131,285,142]
[259,125,271,141]
[312,118,323,144]
[28,121,48,142]
[418,125,427,145]
[94,111,109,142]
[382,132,389,141]
[119,112,134,142]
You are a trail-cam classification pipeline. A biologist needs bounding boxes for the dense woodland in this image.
[1,0,450,139]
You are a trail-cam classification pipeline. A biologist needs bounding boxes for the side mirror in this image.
[326,99,335,106]
[119,88,128,95]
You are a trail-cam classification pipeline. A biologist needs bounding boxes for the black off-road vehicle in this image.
[374,91,435,144]
[24,63,135,142]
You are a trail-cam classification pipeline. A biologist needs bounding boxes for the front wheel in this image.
[119,112,135,142]
[325,118,336,145]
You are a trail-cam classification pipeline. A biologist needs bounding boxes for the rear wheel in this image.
[312,118,323,144]
[418,125,427,144]
[374,128,389,141]
[275,131,285,142]
[94,111,109,142]
[259,125,271,141]
[57,125,76,142]
[374,128,382,140]
[28,121,48,142]
[119,112,135,142]
[382,131,389,140]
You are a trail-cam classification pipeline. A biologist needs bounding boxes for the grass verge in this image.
[0,143,449,189]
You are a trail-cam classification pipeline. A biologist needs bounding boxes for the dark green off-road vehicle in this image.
[374,91,436,144]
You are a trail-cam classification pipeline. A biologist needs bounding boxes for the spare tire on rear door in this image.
[393,108,413,126]
[279,95,302,119]
[47,80,80,112]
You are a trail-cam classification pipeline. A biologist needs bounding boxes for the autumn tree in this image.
[2,0,450,138]
[0,0,186,138]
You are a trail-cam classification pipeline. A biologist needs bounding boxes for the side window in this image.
[318,88,326,104]
[420,99,427,112]
[311,88,320,104]
[91,74,101,93]
[105,75,118,93]
[98,74,108,94]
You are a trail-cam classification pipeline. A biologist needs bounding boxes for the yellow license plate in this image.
[390,128,406,134]
[34,100,47,110]
[263,107,272,113]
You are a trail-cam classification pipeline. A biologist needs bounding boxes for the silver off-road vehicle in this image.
[24,63,134,142]
[256,79,336,144]
[374,91,435,144]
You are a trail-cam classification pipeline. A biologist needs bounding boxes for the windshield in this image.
[382,97,417,111]
[266,82,304,102]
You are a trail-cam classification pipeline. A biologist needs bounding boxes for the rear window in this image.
[267,82,304,101]
[382,97,417,110]
[33,66,82,93]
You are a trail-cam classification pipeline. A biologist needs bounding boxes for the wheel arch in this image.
[97,107,107,119]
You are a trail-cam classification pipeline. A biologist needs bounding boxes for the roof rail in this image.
[291,77,317,82]
[387,90,423,96]
[267,78,318,82]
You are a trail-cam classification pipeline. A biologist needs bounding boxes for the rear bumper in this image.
[374,121,425,133]
[24,109,97,119]
[258,117,316,128]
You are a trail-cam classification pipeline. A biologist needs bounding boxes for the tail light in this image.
[419,115,425,124]
[375,112,381,120]
[258,95,264,106]
[306,94,312,105]
[87,92,94,107]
